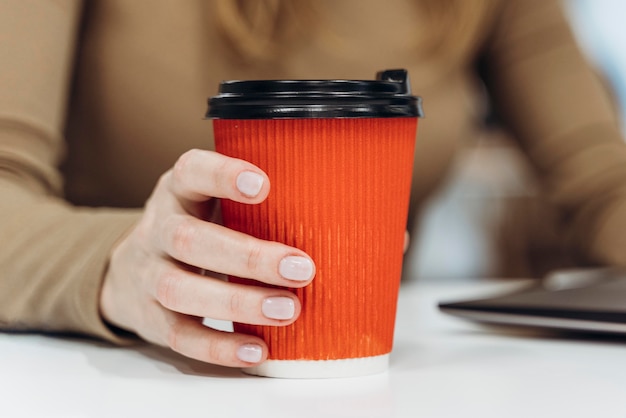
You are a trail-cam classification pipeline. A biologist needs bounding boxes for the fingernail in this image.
[237,343,263,363]
[236,171,264,197]
[262,297,295,320]
[279,256,314,281]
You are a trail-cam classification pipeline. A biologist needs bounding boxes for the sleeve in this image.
[0,1,141,342]
[481,0,626,266]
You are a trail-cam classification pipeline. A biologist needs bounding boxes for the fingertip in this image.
[236,341,267,364]
[233,164,270,202]
[278,255,316,283]
[169,150,272,203]
[262,295,298,321]
[236,171,265,198]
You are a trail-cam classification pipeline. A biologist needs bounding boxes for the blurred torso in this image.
[63,0,487,216]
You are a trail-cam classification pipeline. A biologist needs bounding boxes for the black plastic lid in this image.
[206,69,424,119]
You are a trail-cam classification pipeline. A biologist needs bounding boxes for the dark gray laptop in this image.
[438,268,626,334]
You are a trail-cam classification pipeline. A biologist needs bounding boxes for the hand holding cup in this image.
[99,149,315,367]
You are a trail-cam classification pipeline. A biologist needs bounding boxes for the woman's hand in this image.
[99,149,316,368]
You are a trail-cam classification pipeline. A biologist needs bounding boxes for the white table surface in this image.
[2,279,626,418]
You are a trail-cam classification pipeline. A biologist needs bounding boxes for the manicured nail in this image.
[262,297,295,320]
[236,171,264,197]
[237,343,263,363]
[279,256,314,281]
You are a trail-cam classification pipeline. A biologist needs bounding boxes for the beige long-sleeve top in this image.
[1,0,626,342]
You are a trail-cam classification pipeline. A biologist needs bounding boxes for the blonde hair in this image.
[214,0,500,65]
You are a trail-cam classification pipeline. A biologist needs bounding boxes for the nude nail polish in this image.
[236,171,264,197]
[237,343,263,363]
[262,297,295,320]
[279,256,314,281]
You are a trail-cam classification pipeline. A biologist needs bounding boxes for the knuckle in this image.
[205,340,226,365]
[168,217,198,257]
[165,318,185,352]
[174,149,198,171]
[172,149,198,187]
[245,241,264,275]
[227,292,245,317]
[156,170,172,190]
[155,269,183,309]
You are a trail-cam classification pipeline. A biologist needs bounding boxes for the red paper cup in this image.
[207,70,423,378]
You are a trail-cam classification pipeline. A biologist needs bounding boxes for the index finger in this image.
[170,149,270,204]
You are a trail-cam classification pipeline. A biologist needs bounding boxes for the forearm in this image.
[0,1,144,342]
[482,0,626,265]
[0,176,141,342]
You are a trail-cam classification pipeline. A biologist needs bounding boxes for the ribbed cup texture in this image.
[213,118,417,360]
